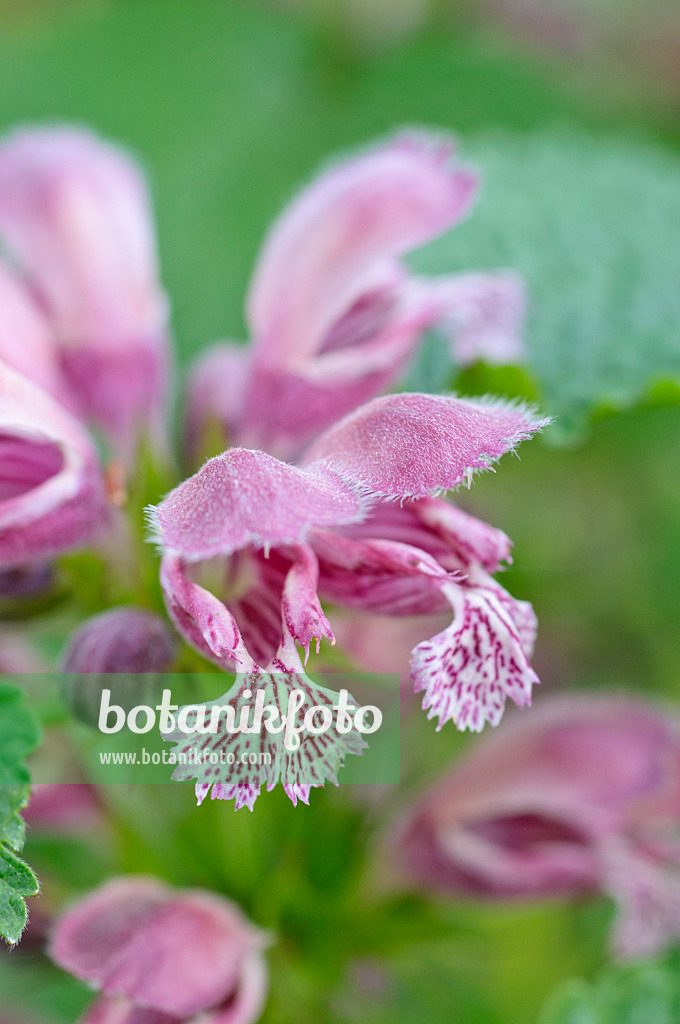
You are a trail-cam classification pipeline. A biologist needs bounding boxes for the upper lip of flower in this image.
[246,131,479,371]
[0,125,171,461]
[186,131,528,462]
[151,392,550,560]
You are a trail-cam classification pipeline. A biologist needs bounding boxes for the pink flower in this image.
[0,630,46,672]
[0,259,66,404]
[148,392,546,807]
[186,133,525,460]
[328,609,450,684]
[395,694,680,959]
[431,270,526,366]
[49,877,268,1024]
[0,360,109,568]
[0,126,170,459]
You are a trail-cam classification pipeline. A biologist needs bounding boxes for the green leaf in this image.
[539,961,680,1024]
[412,132,680,440]
[0,682,40,945]
[0,845,39,897]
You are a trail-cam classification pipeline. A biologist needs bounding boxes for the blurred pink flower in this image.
[0,126,170,459]
[24,784,101,832]
[50,877,268,1024]
[329,610,450,694]
[0,631,46,672]
[0,360,109,568]
[0,260,66,405]
[431,270,526,366]
[395,694,680,959]
[186,132,525,461]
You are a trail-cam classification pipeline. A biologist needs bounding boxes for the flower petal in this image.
[0,260,66,403]
[0,361,108,566]
[432,270,526,366]
[411,581,539,732]
[301,393,550,500]
[282,783,314,807]
[50,877,266,1019]
[281,543,334,663]
[332,496,512,574]
[240,277,442,459]
[247,132,477,368]
[161,544,335,672]
[166,670,368,810]
[0,126,166,351]
[600,837,680,960]
[160,553,253,670]
[0,126,169,456]
[396,806,597,899]
[210,949,269,1024]
[203,783,262,813]
[185,342,252,462]
[313,527,450,616]
[148,448,362,561]
[414,497,513,572]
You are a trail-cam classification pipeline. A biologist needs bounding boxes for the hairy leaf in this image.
[413,133,680,440]
[0,683,40,945]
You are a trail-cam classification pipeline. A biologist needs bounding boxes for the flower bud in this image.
[61,607,177,674]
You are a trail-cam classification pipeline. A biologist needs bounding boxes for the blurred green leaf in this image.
[0,683,40,945]
[414,132,680,439]
[539,960,680,1024]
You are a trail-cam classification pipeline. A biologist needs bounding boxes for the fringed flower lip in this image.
[165,669,369,812]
